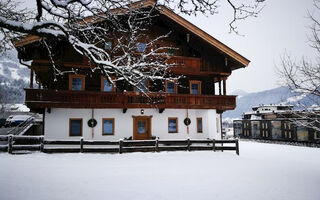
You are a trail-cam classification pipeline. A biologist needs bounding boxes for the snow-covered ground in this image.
[1,141,320,200]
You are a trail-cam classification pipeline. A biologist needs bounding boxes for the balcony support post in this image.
[218,77,222,95]
[213,82,215,95]
[223,78,227,95]
[30,69,34,89]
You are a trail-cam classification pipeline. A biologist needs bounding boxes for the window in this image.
[69,75,85,91]
[104,41,112,50]
[101,76,115,92]
[168,48,174,56]
[168,117,178,133]
[69,119,82,136]
[137,121,146,134]
[315,131,320,139]
[165,80,177,94]
[135,79,148,93]
[197,118,203,133]
[136,43,146,53]
[189,80,201,94]
[102,118,114,135]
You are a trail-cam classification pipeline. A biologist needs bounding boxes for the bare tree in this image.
[279,0,320,131]
[0,0,265,89]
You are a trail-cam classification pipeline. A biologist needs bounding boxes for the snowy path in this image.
[0,141,320,200]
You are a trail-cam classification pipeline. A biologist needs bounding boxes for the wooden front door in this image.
[133,116,152,140]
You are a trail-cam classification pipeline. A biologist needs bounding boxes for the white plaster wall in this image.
[44,108,221,140]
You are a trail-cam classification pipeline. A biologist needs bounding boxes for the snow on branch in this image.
[278,0,320,133]
[0,0,264,89]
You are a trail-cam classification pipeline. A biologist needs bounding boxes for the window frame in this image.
[69,118,83,137]
[315,131,320,139]
[168,117,178,133]
[167,48,174,56]
[100,76,116,92]
[189,80,201,95]
[165,80,177,94]
[69,74,85,91]
[102,118,115,135]
[134,79,149,93]
[136,42,147,53]
[196,117,203,133]
[104,41,113,51]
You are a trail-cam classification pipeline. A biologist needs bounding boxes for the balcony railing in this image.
[25,89,236,110]
[33,56,222,75]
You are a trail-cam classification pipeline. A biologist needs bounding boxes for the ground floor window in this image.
[315,131,320,139]
[197,118,203,133]
[102,118,115,135]
[69,118,82,136]
[168,117,178,133]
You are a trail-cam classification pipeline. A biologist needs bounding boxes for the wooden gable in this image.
[14,0,249,71]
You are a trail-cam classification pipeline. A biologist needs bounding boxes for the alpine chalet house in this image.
[14,1,250,140]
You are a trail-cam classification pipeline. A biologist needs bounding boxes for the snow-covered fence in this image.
[0,135,239,155]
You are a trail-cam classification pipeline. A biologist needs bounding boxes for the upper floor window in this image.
[69,74,85,91]
[101,76,115,92]
[69,118,82,136]
[136,43,146,53]
[168,48,174,56]
[104,41,112,51]
[190,80,201,95]
[135,79,148,93]
[168,117,178,133]
[165,80,177,94]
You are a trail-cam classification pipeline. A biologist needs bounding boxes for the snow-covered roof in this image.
[252,104,294,109]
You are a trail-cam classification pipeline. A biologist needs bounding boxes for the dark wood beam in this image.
[30,69,34,89]
[223,79,226,95]
[218,77,222,95]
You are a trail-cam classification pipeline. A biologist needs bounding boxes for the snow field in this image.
[0,141,320,200]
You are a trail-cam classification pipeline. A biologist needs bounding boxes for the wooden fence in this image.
[0,135,239,155]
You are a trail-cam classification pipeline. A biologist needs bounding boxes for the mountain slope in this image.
[224,86,294,119]
[0,50,29,103]
[224,86,320,119]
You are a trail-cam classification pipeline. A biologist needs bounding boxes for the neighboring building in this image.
[243,104,294,120]
[234,104,320,143]
[14,1,250,140]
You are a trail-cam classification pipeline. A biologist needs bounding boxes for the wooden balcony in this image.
[168,56,229,75]
[25,89,236,111]
[31,56,229,76]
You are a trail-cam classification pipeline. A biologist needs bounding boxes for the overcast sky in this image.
[184,0,316,93]
[21,0,316,93]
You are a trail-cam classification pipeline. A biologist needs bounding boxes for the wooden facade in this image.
[16,3,249,106]
[21,22,242,112]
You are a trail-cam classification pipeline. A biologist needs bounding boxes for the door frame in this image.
[132,115,152,140]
